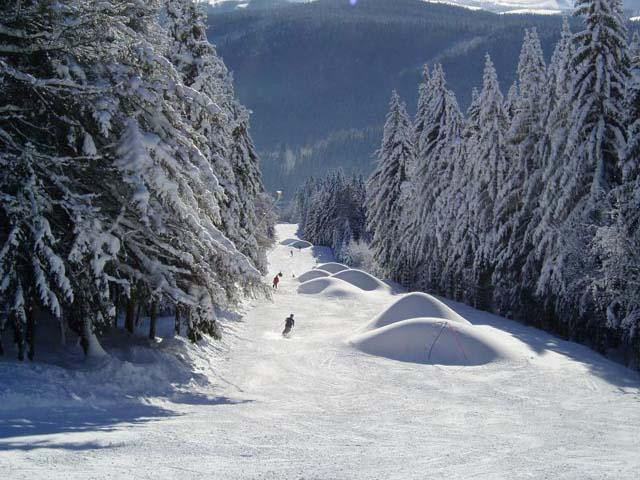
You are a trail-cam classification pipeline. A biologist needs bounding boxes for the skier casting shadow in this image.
[282,314,295,337]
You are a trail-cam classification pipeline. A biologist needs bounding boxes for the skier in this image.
[290,250,293,257]
[282,314,295,337]
[272,275,280,289]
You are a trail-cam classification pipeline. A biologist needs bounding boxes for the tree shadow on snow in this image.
[310,246,334,264]
[168,391,253,406]
[0,403,177,451]
[437,296,640,391]
[0,392,253,452]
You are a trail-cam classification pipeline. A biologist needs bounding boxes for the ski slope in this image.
[1,224,639,479]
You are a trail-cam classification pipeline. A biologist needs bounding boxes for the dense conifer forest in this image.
[291,4,640,369]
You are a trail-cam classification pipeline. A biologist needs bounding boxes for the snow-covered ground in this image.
[2,224,639,479]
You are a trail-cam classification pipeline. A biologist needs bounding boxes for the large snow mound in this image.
[350,318,518,365]
[330,269,391,292]
[297,269,331,283]
[297,277,365,299]
[365,292,470,330]
[289,240,313,249]
[279,238,298,245]
[315,262,349,274]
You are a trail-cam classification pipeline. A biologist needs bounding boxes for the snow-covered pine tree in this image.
[165,0,273,276]
[492,28,547,315]
[390,66,432,284]
[227,103,275,273]
[0,0,129,358]
[504,82,519,121]
[535,0,629,345]
[366,91,415,278]
[590,31,640,367]
[467,54,509,308]
[514,16,576,326]
[405,64,464,292]
[442,88,480,301]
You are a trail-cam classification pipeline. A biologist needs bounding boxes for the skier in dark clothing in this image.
[272,275,280,289]
[282,314,295,337]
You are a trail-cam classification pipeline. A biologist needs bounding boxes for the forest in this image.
[208,0,640,195]
[292,2,640,370]
[0,0,275,360]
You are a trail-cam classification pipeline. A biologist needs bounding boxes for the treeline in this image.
[208,0,594,194]
[286,171,368,263]
[0,0,274,360]
[364,1,640,369]
[260,128,381,197]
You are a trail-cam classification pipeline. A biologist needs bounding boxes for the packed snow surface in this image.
[314,261,349,273]
[296,268,330,283]
[330,268,391,292]
[350,318,519,365]
[297,276,366,299]
[2,223,640,479]
[365,291,471,330]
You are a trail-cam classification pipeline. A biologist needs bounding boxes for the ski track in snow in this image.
[1,223,640,479]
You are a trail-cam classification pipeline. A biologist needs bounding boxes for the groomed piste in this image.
[349,318,519,366]
[314,262,349,274]
[330,269,391,292]
[296,269,331,283]
[364,292,470,331]
[297,277,365,299]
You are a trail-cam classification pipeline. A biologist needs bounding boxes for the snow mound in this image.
[289,240,312,249]
[297,277,365,299]
[350,318,518,366]
[330,269,390,292]
[297,269,331,283]
[279,238,298,245]
[315,262,349,274]
[365,292,470,330]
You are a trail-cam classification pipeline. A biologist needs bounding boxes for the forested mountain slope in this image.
[207,0,637,193]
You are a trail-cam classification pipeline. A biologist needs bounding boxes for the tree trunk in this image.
[135,298,143,327]
[174,306,180,336]
[149,301,157,340]
[125,293,135,334]
[113,287,120,329]
[13,317,24,361]
[26,305,35,361]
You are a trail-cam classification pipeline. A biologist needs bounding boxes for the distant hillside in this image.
[206,0,636,194]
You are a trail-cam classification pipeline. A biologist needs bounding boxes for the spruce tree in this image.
[366,91,414,277]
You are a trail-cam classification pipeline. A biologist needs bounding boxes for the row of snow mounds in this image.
[280,238,313,249]
[297,269,331,283]
[297,266,391,295]
[314,262,349,274]
[363,292,470,331]
[349,318,518,366]
[297,276,366,299]
[330,269,391,293]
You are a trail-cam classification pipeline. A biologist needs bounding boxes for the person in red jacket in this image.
[272,275,280,289]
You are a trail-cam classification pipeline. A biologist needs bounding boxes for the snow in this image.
[350,318,520,365]
[330,268,391,292]
[296,268,330,282]
[314,261,349,273]
[2,223,640,479]
[279,237,298,245]
[364,291,471,330]
[289,239,312,249]
[297,276,367,299]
